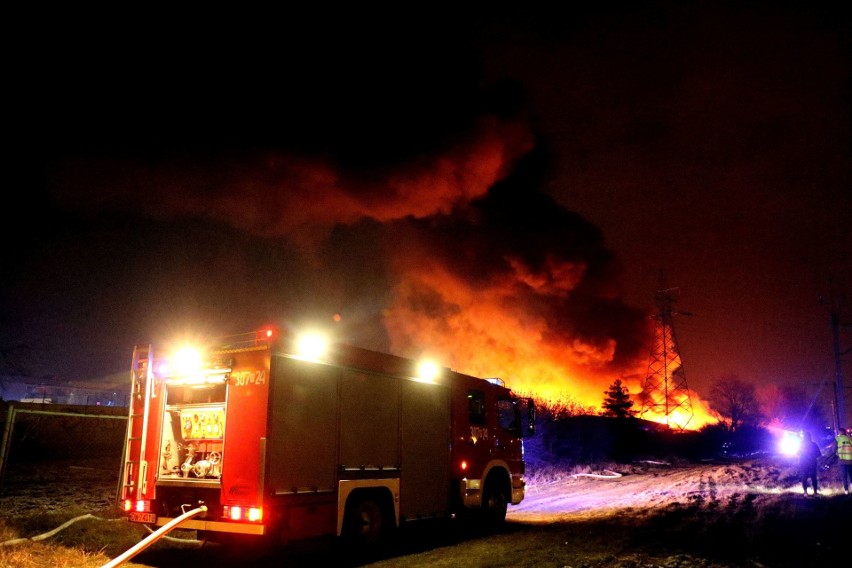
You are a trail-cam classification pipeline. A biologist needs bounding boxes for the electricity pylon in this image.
[640,286,694,431]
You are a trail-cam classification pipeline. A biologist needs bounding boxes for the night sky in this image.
[3,3,850,421]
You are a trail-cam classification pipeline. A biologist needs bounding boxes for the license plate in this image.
[128,511,158,524]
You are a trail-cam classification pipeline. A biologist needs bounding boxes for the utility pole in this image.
[826,279,851,432]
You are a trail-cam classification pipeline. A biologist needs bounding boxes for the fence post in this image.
[0,403,17,489]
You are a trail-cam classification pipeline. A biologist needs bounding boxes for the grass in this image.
[0,505,193,568]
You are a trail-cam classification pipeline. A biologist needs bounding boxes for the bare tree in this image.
[709,374,763,432]
[519,393,597,423]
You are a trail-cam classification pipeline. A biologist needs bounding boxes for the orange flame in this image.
[384,261,716,430]
[385,262,632,408]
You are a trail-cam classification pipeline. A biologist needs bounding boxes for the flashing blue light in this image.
[778,430,802,456]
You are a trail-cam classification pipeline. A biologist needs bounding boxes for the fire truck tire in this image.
[481,478,508,526]
[342,493,390,547]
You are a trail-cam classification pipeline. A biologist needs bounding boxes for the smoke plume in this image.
[44,19,653,407]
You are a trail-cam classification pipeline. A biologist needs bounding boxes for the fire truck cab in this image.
[119,328,534,545]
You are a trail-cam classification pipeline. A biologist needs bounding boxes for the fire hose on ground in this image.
[100,505,207,568]
[0,506,205,566]
[569,460,673,480]
[0,514,122,547]
[571,470,623,479]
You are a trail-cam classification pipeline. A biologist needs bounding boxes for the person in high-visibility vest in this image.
[835,427,852,495]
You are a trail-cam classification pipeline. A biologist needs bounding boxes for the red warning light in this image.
[256,327,277,342]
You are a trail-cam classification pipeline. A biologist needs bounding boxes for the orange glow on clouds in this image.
[54,116,534,251]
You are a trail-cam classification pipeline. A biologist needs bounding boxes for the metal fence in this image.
[0,381,130,407]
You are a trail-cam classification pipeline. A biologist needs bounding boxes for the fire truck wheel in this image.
[482,479,508,526]
[343,495,388,547]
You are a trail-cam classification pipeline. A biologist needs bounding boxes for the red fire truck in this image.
[118,327,534,545]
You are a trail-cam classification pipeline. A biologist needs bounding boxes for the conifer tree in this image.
[602,379,636,419]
